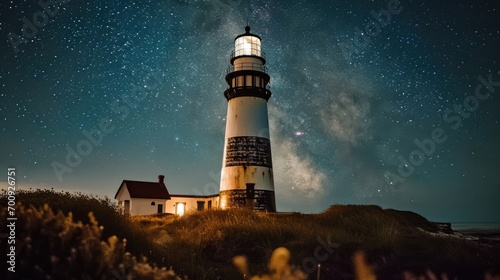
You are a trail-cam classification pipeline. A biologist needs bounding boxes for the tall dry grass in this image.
[1,190,499,279]
[0,202,183,279]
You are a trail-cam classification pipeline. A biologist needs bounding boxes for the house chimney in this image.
[158,175,165,184]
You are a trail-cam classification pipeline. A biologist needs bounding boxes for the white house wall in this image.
[128,198,168,216]
[116,183,131,200]
[166,196,219,215]
[115,183,131,214]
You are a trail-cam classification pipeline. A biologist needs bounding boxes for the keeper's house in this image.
[115,175,219,216]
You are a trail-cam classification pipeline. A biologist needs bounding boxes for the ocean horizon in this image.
[451,222,500,231]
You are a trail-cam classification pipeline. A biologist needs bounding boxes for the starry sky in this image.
[1,0,499,222]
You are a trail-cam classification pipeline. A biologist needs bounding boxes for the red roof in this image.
[114,180,171,199]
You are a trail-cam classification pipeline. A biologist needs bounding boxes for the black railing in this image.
[224,87,272,101]
[226,63,268,74]
[225,83,271,90]
[230,49,266,60]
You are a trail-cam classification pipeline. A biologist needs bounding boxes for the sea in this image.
[451,222,500,231]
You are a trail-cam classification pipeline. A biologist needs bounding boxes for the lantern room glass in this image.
[234,35,261,57]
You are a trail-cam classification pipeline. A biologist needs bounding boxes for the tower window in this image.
[246,75,252,87]
[255,76,261,87]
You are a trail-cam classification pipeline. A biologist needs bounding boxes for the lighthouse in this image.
[219,26,276,212]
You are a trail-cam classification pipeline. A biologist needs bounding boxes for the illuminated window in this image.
[220,197,227,210]
[235,36,261,57]
[176,203,186,216]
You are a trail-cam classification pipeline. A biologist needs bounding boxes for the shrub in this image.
[0,203,183,279]
[0,189,166,266]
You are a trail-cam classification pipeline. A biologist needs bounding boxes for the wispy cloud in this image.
[273,140,326,197]
[269,105,326,198]
[321,91,371,148]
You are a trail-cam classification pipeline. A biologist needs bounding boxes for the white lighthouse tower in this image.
[219,26,276,212]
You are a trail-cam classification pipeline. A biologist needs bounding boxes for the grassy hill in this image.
[1,189,499,279]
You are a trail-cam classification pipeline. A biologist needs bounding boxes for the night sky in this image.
[1,0,499,222]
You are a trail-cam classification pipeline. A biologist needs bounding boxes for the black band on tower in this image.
[225,136,273,168]
[219,189,276,212]
[224,87,272,101]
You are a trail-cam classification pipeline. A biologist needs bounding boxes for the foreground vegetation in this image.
[1,189,499,279]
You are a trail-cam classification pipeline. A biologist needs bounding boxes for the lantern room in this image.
[230,26,266,64]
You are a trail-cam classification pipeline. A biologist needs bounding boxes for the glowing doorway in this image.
[176,203,186,216]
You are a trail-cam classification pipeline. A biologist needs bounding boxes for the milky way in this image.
[1,0,499,222]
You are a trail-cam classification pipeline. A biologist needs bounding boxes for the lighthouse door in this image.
[246,183,255,210]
